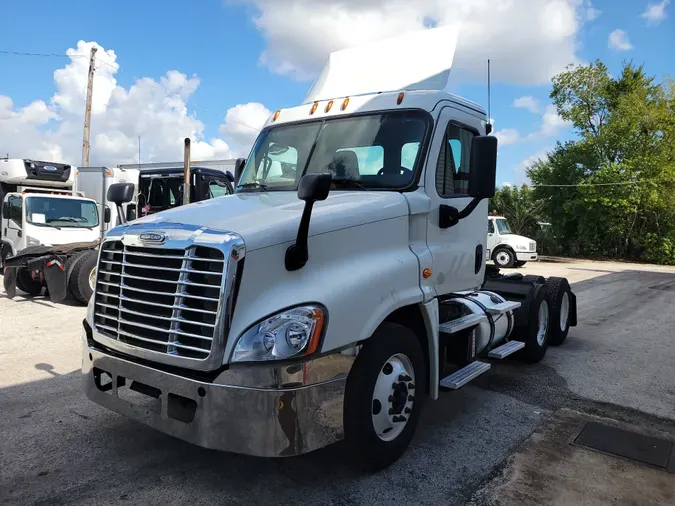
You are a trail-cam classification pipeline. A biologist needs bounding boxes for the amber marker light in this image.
[304,308,325,356]
[397,92,405,105]
[325,100,334,113]
[273,110,281,121]
[341,97,350,110]
[423,268,432,279]
[310,102,319,115]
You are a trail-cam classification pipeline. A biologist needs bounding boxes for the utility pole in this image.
[183,138,191,205]
[81,46,97,167]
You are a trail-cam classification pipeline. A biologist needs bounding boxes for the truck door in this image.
[487,218,497,257]
[425,106,487,294]
[2,194,24,255]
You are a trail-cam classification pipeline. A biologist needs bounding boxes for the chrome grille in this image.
[93,241,225,359]
[530,241,536,252]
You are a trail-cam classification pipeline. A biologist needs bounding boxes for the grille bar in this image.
[93,239,226,361]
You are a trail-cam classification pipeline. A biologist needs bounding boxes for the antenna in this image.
[486,59,493,135]
[138,135,141,166]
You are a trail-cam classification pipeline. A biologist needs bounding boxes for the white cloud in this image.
[538,104,571,137]
[220,102,272,151]
[608,29,633,51]
[0,40,270,167]
[241,0,597,86]
[513,96,541,113]
[494,129,522,146]
[516,146,553,185]
[641,1,670,23]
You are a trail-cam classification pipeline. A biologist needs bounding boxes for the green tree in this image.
[526,61,675,263]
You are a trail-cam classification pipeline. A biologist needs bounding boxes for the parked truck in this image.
[81,26,577,471]
[487,214,538,268]
[1,158,105,302]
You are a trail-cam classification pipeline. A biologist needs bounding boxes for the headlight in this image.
[26,236,41,247]
[231,305,325,363]
[515,244,526,251]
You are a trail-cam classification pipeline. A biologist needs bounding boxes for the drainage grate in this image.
[574,421,673,470]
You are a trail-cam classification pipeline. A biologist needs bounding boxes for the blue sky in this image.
[0,0,672,185]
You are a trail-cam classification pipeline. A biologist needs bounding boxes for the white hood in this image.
[127,191,410,251]
[24,224,100,246]
[501,233,533,247]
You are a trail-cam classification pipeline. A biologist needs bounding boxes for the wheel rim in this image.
[89,267,97,291]
[560,292,569,331]
[496,251,511,266]
[372,353,416,442]
[537,300,550,346]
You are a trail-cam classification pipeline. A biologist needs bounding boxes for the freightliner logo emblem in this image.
[139,232,166,244]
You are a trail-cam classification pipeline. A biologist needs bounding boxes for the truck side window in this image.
[209,180,231,198]
[488,220,495,233]
[401,142,420,171]
[435,123,475,197]
[8,196,22,225]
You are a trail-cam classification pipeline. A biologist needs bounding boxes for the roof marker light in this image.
[310,102,319,115]
[325,100,334,113]
[341,97,350,111]
[397,92,405,105]
[273,110,281,121]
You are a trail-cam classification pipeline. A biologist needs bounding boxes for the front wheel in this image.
[344,322,427,471]
[493,248,515,268]
[68,250,98,304]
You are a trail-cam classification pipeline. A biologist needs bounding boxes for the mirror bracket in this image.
[439,197,483,229]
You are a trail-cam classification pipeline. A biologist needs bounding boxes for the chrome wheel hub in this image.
[560,292,569,331]
[496,251,511,266]
[89,267,97,291]
[372,353,415,442]
[537,300,550,346]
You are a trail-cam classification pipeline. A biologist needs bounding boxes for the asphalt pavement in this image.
[1,259,674,505]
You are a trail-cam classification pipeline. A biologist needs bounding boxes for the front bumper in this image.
[83,332,354,457]
[516,251,538,261]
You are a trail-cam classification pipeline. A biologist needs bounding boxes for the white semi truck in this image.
[1,158,106,302]
[487,215,538,268]
[81,26,577,471]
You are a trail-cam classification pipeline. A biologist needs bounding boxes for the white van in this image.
[487,215,537,268]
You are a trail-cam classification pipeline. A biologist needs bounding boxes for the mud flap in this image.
[3,267,17,299]
[44,257,68,302]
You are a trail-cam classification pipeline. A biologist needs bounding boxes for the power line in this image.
[520,179,673,188]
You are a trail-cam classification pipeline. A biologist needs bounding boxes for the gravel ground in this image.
[1,259,674,505]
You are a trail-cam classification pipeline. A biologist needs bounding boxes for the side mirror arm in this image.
[285,201,316,271]
[439,196,483,229]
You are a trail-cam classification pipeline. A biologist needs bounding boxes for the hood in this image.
[125,191,410,251]
[501,233,533,246]
[24,224,100,247]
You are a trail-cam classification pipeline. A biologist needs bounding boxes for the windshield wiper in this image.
[237,181,268,192]
[331,178,367,190]
[47,217,81,223]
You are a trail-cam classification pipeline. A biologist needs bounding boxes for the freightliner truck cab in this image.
[82,26,577,471]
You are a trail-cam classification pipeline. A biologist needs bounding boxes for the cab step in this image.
[484,300,521,315]
[438,313,487,335]
[440,361,491,390]
[487,340,525,359]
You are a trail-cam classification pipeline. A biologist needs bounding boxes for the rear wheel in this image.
[0,247,12,271]
[545,277,572,346]
[493,248,515,268]
[513,284,550,363]
[523,275,546,285]
[68,250,98,304]
[16,268,43,296]
[344,322,426,471]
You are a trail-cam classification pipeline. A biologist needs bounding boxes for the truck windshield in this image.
[495,219,513,234]
[25,196,99,228]
[237,110,430,192]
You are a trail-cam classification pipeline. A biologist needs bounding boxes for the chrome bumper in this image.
[83,338,354,457]
[516,252,538,261]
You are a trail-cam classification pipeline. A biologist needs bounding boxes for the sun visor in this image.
[303,24,460,104]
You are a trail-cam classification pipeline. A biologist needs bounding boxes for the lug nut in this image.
[408,383,415,390]
[392,416,400,422]
[404,375,412,382]
[389,395,393,402]
[404,407,412,414]
[389,408,394,415]
[408,395,414,402]
[398,374,406,381]
[392,382,398,389]
[399,416,407,422]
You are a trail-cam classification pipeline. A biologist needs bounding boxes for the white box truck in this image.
[487,215,538,268]
[81,26,577,471]
[1,158,106,302]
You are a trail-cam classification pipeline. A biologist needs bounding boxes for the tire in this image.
[68,250,98,304]
[514,261,527,267]
[16,268,43,296]
[0,247,12,271]
[522,275,546,285]
[545,277,572,346]
[65,250,89,281]
[344,322,427,472]
[493,248,515,268]
[512,284,550,363]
